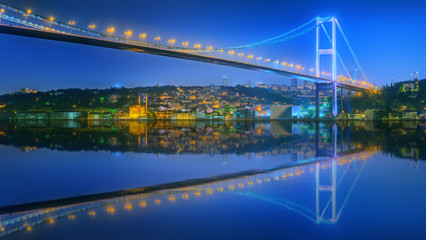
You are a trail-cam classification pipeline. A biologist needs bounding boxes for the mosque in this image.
[129,94,148,119]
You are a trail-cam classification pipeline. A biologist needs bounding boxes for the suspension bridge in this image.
[0,2,376,118]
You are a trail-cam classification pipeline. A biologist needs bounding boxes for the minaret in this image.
[145,93,148,110]
[138,92,141,105]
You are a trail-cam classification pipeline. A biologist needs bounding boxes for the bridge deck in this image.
[0,24,368,91]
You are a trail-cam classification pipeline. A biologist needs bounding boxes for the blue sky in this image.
[0,0,425,94]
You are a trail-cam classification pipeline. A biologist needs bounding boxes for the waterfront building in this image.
[270,105,292,119]
[51,112,85,120]
[402,111,417,119]
[172,112,197,120]
[129,94,148,119]
[155,111,173,120]
[233,109,258,119]
[364,109,379,120]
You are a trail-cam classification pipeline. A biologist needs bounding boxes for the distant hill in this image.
[350,79,425,112]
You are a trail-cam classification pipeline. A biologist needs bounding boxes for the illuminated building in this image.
[155,111,173,120]
[270,105,292,119]
[129,94,148,119]
[233,109,257,119]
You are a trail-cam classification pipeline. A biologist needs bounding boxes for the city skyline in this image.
[0,0,425,94]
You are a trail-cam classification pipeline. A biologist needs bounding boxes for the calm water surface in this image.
[0,120,425,239]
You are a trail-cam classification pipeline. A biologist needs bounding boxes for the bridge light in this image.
[47,17,55,29]
[27,9,32,14]
[154,36,161,44]
[194,44,201,49]
[124,203,132,210]
[168,38,175,46]
[182,41,188,47]
[139,33,146,42]
[1,9,5,13]
[107,27,115,37]
[125,30,132,39]
[310,68,314,72]
[68,21,75,25]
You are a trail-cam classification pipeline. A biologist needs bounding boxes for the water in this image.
[0,120,425,239]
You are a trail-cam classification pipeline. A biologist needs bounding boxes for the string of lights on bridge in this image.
[0,3,378,90]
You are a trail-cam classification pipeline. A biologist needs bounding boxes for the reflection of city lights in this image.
[139,201,147,207]
[194,192,201,196]
[169,195,176,201]
[155,199,161,205]
[182,193,189,199]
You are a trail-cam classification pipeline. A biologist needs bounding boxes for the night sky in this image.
[0,0,425,94]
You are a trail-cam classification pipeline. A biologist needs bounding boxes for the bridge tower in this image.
[316,17,338,118]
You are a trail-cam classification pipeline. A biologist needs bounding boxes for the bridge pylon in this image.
[316,17,338,118]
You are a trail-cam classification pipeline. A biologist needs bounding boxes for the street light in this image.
[194,44,201,49]
[247,54,253,63]
[88,24,96,37]
[139,33,146,42]
[237,53,244,62]
[68,21,75,34]
[0,9,4,24]
[125,30,132,40]
[182,41,189,47]
[107,27,115,38]
[154,36,161,44]
[168,38,175,46]
[48,17,54,29]
[24,9,32,22]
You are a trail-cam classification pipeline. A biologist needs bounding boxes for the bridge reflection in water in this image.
[0,121,380,238]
